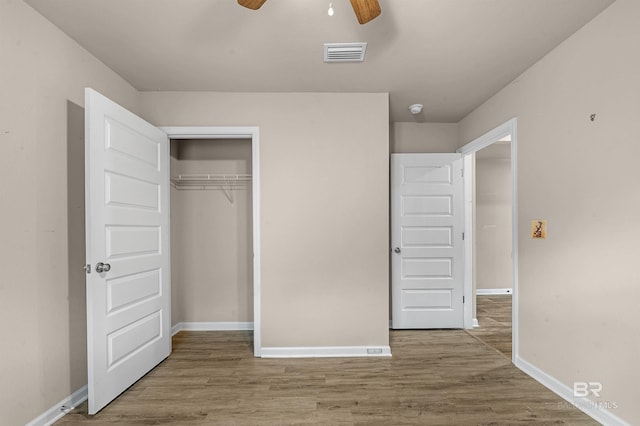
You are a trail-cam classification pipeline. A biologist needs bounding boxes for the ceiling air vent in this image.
[324,42,367,63]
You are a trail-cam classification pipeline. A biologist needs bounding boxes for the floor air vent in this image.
[324,42,367,63]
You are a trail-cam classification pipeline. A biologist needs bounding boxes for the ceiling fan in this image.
[237,0,382,25]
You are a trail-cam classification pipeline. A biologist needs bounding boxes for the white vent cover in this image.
[324,42,367,63]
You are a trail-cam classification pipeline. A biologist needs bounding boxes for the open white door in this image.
[85,89,171,414]
[391,154,464,329]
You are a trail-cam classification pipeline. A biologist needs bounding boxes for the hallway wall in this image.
[475,144,512,290]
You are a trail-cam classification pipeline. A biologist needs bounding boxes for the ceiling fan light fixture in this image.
[239,0,381,24]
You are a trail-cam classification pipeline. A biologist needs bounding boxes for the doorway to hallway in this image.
[457,118,518,361]
[471,139,513,356]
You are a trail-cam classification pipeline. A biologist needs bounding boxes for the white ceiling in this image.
[25,0,615,122]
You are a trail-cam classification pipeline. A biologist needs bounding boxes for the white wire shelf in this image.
[171,174,251,187]
[170,174,252,203]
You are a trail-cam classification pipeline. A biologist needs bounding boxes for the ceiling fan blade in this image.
[237,0,267,10]
[349,0,381,24]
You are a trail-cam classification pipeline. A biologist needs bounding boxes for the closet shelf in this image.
[170,174,252,203]
[171,174,251,187]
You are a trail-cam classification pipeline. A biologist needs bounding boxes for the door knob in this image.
[394,247,401,254]
[96,262,111,273]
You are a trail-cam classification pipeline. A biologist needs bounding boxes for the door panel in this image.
[401,289,453,309]
[106,270,161,313]
[85,88,171,414]
[392,154,464,329]
[402,257,453,278]
[403,195,453,215]
[105,173,160,209]
[402,226,453,247]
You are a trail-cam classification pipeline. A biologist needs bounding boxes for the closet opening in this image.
[169,137,255,348]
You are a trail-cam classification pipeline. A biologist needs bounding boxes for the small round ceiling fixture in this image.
[409,104,423,115]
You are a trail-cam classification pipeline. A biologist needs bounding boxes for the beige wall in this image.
[0,1,140,424]
[391,122,458,153]
[170,139,253,324]
[140,92,390,348]
[458,0,639,422]
[475,145,512,290]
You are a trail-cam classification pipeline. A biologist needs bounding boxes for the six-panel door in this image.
[392,154,464,329]
[85,88,171,414]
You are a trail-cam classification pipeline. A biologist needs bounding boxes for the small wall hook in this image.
[590,114,596,122]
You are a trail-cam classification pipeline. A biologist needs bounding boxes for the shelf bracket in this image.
[220,182,235,204]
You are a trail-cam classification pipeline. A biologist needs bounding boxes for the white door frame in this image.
[457,117,518,362]
[161,126,262,357]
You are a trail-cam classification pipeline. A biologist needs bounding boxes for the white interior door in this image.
[85,88,171,414]
[392,154,464,329]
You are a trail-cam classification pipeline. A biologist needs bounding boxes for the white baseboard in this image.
[477,288,512,295]
[26,385,88,426]
[261,345,392,358]
[172,321,254,335]
[515,356,630,426]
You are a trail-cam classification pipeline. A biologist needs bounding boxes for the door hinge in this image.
[463,296,465,303]
[462,232,465,240]
[461,168,464,178]
[83,264,91,274]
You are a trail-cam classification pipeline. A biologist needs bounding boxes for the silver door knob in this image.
[394,247,401,254]
[96,262,111,273]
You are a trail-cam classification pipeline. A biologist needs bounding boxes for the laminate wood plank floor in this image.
[56,327,596,425]
[467,295,513,359]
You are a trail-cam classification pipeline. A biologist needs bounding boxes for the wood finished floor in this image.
[57,318,596,425]
[467,295,513,359]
